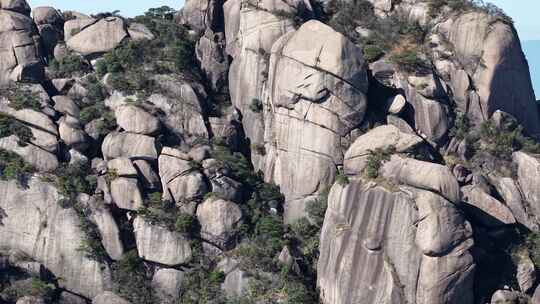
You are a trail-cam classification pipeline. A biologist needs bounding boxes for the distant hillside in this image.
[523,40,540,99]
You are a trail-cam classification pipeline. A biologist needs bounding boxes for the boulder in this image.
[58,292,87,304]
[66,17,128,56]
[114,105,160,135]
[32,6,63,56]
[107,157,137,177]
[513,152,540,219]
[148,76,209,142]
[196,29,228,92]
[380,155,461,203]
[63,17,96,41]
[461,185,516,227]
[414,190,473,256]
[0,135,58,172]
[0,0,30,14]
[0,10,44,85]
[92,292,131,304]
[132,159,160,190]
[516,254,536,293]
[210,176,243,202]
[262,20,368,218]
[32,6,63,25]
[16,297,45,304]
[87,197,125,260]
[58,116,87,149]
[317,179,474,304]
[344,125,424,175]
[217,257,250,298]
[490,289,526,304]
[102,132,157,160]
[127,22,154,41]
[438,12,540,138]
[52,95,80,117]
[0,178,111,298]
[196,197,243,252]
[133,217,192,266]
[158,147,208,203]
[152,268,184,303]
[110,177,143,211]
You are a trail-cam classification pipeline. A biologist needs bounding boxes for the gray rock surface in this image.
[114,105,160,135]
[110,177,143,211]
[261,20,368,220]
[380,155,460,203]
[513,152,540,220]
[344,125,424,175]
[437,12,540,138]
[462,185,516,227]
[0,9,43,85]
[318,178,474,304]
[102,132,157,160]
[92,292,131,304]
[158,147,208,203]
[66,17,127,56]
[152,268,184,303]
[0,135,58,171]
[196,197,243,252]
[0,178,111,298]
[133,217,192,266]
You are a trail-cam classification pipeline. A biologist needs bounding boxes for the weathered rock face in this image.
[158,147,208,204]
[260,20,368,222]
[0,7,44,85]
[115,105,160,135]
[344,125,424,175]
[148,75,209,142]
[318,179,474,304]
[93,292,131,304]
[0,178,111,298]
[133,217,192,266]
[0,135,58,171]
[87,196,124,260]
[196,197,243,252]
[102,132,158,161]
[226,0,305,167]
[513,152,540,220]
[436,12,540,138]
[32,6,63,57]
[66,17,128,56]
[152,268,184,303]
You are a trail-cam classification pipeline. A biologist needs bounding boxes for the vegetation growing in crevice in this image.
[0,149,34,186]
[111,250,158,304]
[427,0,513,23]
[0,114,35,146]
[49,54,92,78]
[364,145,396,179]
[96,6,198,96]
[1,276,57,303]
[138,192,200,236]
[4,86,42,112]
[76,76,117,137]
[53,163,107,262]
[180,262,228,303]
[449,112,470,140]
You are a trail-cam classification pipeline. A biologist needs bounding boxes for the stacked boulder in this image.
[0,0,43,85]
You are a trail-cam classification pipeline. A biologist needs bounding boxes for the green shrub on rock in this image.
[49,54,91,78]
[0,114,35,146]
[111,250,157,304]
[0,148,34,186]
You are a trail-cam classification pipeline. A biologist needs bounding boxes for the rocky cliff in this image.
[0,0,539,303]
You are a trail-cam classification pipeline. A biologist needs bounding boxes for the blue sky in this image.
[27,0,539,41]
